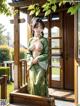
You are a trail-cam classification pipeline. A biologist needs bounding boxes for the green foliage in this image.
[11,48,27,60]
[67,3,80,15]
[0,24,8,45]
[0,35,8,45]
[28,4,41,16]
[20,48,27,59]
[59,0,67,6]
[0,67,10,81]
[7,82,14,101]
[0,23,6,34]
[20,50,26,59]
[0,45,11,63]
[0,1,11,15]
[0,0,11,16]
[27,0,80,16]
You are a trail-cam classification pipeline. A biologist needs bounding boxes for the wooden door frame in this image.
[48,12,64,89]
[74,12,79,105]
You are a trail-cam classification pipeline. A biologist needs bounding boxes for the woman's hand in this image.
[32,57,38,64]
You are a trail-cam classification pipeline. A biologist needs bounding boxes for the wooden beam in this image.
[10,18,25,24]
[9,0,46,8]
[10,86,55,106]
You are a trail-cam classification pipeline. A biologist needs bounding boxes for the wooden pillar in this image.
[14,7,21,89]
[74,13,78,106]
[1,75,7,99]
[27,15,32,42]
[48,15,51,87]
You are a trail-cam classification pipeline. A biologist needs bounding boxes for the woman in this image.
[26,18,48,96]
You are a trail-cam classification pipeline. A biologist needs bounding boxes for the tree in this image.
[0,24,8,45]
[0,23,6,34]
[0,0,11,15]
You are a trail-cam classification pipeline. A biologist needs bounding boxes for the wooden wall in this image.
[63,11,74,90]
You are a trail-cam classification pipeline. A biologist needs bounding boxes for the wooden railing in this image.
[0,75,7,99]
[19,59,27,87]
[1,60,27,88]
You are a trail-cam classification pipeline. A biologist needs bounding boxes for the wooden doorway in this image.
[41,10,74,90]
[48,11,74,90]
[49,12,64,89]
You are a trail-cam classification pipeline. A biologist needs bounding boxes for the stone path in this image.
[55,100,74,106]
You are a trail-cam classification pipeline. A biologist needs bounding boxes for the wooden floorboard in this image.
[9,88,74,106]
[49,88,74,102]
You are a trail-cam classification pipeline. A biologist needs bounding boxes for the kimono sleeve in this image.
[37,38,48,70]
[25,38,33,67]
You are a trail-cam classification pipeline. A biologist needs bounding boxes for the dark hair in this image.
[31,18,45,36]
[31,18,45,29]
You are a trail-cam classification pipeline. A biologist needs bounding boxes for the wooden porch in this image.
[1,0,79,106]
[0,60,75,106]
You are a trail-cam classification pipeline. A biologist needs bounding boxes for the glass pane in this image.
[51,27,60,37]
[51,56,61,67]
[51,13,60,21]
[52,67,60,81]
[78,9,80,58]
[43,27,48,38]
[52,49,61,54]
[51,39,60,48]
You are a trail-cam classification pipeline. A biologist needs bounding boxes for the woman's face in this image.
[33,23,43,37]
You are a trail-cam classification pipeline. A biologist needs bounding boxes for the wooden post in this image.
[1,75,7,99]
[74,12,78,106]
[27,15,32,41]
[14,7,21,89]
[48,15,51,87]
[19,61,22,86]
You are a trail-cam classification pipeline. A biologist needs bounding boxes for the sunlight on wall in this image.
[20,12,28,48]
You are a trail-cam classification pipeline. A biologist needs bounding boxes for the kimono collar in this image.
[33,34,43,40]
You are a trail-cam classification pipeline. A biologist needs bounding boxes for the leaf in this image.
[59,0,68,7]
[50,0,56,5]
[52,5,56,12]
[42,3,47,9]
[42,2,49,8]
[59,1,63,7]
[67,5,79,15]
[59,0,64,5]
[28,5,35,10]
[45,9,51,16]
[35,9,40,16]
[62,1,67,5]
[29,10,35,15]
[47,0,50,2]
[42,3,50,12]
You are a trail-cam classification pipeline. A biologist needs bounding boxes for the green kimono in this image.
[26,36,48,96]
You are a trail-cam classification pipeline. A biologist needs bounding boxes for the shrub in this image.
[0,67,10,81]
[20,50,26,59]
[0,45,11,63]
[11,47,27,60]
[20,48,27,59]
